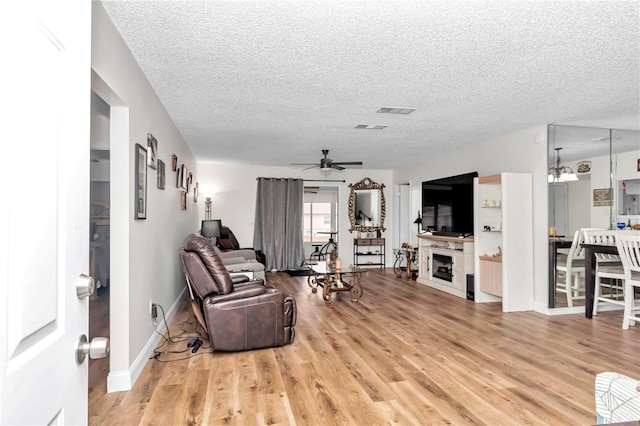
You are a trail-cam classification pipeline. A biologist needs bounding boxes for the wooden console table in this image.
[353,238,385,269]
[393,247,418,280]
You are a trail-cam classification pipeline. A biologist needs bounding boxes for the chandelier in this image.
[548,147,578,183]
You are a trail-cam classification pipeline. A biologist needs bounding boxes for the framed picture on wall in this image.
[147,133,157,170]
[194,182,199,203]
[134,143,147,219]
[157,159,165,190]
[180,164,188,190]
[171,154,177,171]
[181,190,187,211]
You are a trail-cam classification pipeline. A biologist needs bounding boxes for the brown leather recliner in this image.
[179,233,296,351]
[215,226,241,251]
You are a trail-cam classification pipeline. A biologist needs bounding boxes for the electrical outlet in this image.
[149,300,155,317]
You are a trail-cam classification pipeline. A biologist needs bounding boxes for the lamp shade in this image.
[413,210,422,224]
[201,219,222,238]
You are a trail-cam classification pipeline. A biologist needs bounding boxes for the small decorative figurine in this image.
[328,249,338,269]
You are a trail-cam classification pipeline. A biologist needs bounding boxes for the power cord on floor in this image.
[149,303,213,362]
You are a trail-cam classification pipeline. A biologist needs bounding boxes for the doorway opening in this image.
[89,91,111,403]
[303,186,338,260]
[395,183,411,249]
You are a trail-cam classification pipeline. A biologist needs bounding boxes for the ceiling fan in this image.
[292,149,363,171]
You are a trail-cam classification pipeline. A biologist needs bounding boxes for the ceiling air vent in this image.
[376,107,416,115]
[355,124,387,130]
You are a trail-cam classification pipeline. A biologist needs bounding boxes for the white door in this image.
[398,183,411,245]
[0,1,93,424]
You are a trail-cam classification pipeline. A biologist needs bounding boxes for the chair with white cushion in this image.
[582,229,625,315]
[615,233,640,330]
[595,372,640,423]
[556,229,586,307]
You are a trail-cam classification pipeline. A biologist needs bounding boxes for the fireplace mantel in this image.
[417,234,474,244]
[416,234,475,299]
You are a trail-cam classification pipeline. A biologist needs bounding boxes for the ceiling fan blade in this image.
[331,164,346,171]
[302,165,320,171]
[291,163,318,166]
[331,161,363,166]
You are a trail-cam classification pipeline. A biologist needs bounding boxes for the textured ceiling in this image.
[100,1,640,170]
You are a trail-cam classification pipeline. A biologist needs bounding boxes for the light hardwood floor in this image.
[89,268,640,425]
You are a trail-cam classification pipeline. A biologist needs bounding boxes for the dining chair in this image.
[556,229,586,307]
[582,229,625,315]
[615,233,640,330]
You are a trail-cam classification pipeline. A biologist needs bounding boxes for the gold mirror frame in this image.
[348,177,386,233]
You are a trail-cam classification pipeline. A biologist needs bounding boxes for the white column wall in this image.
[92,2,199,390]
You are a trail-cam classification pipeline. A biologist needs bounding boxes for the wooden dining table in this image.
[582,243,619,318]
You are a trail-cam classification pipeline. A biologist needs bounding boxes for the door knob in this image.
[75,334,109,364]
[76,274,95,299]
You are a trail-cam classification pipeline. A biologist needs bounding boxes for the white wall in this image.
[90,92,110,182]
[393,126,550,311]
[566,176,591,233]
[564,149,640,230]
[587,154,615,229]
[196,163,393,266]
[92,2,199,391]
[614,150,640,224]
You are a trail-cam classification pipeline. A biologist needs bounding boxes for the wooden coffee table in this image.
[307,261,365,303]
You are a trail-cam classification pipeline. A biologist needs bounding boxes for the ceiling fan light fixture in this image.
[355,124,387,130]
[560,170,579,182]
[292,149,362,172]
[549,147,579,182]
[376,107,416,115]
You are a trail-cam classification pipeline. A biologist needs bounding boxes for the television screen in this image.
[422,172,477,236]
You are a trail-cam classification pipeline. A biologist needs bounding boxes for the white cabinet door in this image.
[0,1,91,424]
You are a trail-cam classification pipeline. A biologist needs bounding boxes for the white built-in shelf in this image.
[479,255,502,263]
[474,173,533,312]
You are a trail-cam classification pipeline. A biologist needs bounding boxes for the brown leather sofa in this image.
[179,233,296,351]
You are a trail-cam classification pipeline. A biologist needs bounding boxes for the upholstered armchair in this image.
[217,226,266,265]
[200,220,265,276]
[595,372,640,424]
[211,244,266,280]
[179,233,296,351]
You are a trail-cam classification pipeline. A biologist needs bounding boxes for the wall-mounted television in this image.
[421,171,478,237]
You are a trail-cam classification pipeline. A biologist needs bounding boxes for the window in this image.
[303,187,337,243]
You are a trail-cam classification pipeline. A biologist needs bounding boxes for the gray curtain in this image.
[253,178,305,271]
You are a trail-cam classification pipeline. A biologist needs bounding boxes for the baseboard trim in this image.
[535,301,625,316]
[106,370,131,393]
[106,288,187,393]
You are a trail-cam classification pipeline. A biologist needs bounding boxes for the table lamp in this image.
[414,211,423,234]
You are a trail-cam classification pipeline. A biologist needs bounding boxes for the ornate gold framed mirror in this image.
[348,177,386,233]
